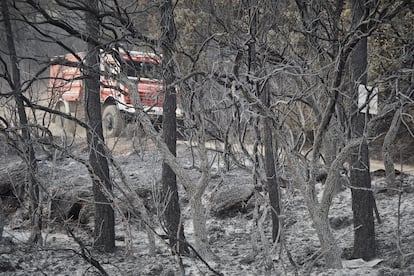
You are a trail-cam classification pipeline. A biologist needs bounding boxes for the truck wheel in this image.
[102,104,123,137]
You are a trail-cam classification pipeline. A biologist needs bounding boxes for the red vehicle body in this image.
[49,49,168,137]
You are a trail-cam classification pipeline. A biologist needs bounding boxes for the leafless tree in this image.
[0,0,412,274]
[349,0,375,260]
[159,0,189,256]
[1,0,41,244]
[83,0,115,252]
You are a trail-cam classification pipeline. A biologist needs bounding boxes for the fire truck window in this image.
[123,60,161,79]
[141,62,161,79]
[124,60,141,78]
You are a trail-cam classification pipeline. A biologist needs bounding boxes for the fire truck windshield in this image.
[123,60,161,80]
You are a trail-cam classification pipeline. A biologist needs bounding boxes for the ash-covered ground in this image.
[1,134,413,276]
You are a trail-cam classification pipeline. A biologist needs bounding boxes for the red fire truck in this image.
[49,49,169,137]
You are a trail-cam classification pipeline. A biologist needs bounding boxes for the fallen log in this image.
[0,162,27,201]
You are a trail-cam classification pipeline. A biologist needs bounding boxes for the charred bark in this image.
[84,0,115,253]
[350,0,375,260]
[247,0,281,243]
[160,0,188,255]
[263,116,281,242]
[1,0,41,244]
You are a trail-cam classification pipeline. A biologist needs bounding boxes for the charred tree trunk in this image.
[160,0,188,255]
[0,196,3,240]
[84,0,115,253]
[247,0,280,243]
[382,109,401,190]
[350,0,375,260]
[263,105,280,243]
[2,0,41,244]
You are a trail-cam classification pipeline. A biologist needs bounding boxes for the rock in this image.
[0,237,13,254]
[117,187,156,219]
[161,269,175,276]
[240,253,256,265]
[208,225,226,244]
[136,187,156,212]
[144,263,164,275]
[0,162,27,199]
[404,185,414,193]
[329,216,353,230]
[210,185,254,217]
[371,169,403,179]
[277,166,294,188]
[0,260,16,272]
[115,235,125,241]
[373,171,414,195]
[49,189,93,223]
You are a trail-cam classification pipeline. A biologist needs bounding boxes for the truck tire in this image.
[102,104,123,137]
